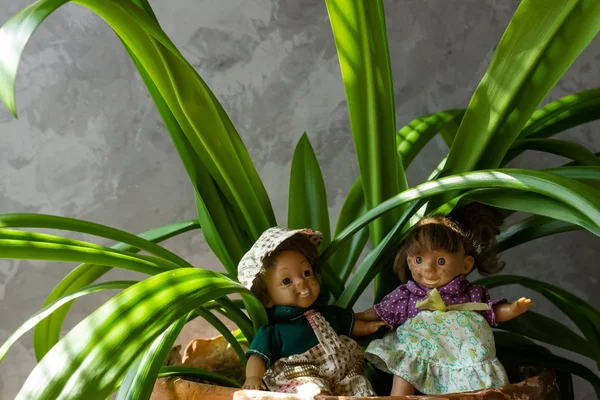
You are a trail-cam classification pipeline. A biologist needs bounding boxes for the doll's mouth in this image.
[423,278,439,285]
[299,290,310,297]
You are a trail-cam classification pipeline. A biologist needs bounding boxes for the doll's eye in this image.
[282,278,291,285]
[303,269,312,277]
[437,258,446,266]
[415,256,423,264]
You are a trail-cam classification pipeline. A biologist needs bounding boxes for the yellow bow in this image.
[415,288,490,312]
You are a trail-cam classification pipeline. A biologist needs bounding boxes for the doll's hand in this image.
[352,319,389,336]
[243,376,266,390]
[511,297,533,316]
[494,297,534,323]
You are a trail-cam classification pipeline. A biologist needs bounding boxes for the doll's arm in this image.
[354,307,381,321]
[352,319,388,336]
[493,297,534,323]
[243,354,267,390]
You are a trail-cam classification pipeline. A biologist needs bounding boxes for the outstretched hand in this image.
[352,319,389,336]
[494,297,534,323]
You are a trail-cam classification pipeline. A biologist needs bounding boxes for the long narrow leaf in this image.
[124,41,249,276]
[0,239,177,274]
[116,315,189,400]
[322,168,600,264]
[325,0,405,300]
[288,133,331,246]
[519,88,600,140]
[503,138,600,166]
[157,366,240,388]
[496,311,600,361]
[34,219,199,360]
[0,280,135,363]
[0,213,193,268]
[457,189,598,234]
[438,0,600,210]
[16,268,263,399]
[397,110,464,168]
[477,275,600,356]
[330,179,370,283]
[497,215,580,252]
[195,308,247,367]
[494,334,600,397]
[213,297,255,343]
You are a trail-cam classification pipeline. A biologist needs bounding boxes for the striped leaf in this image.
[323,169,600,265]
[503,138,600,166]
[330,179,370,283]
[116,315,189,400]
[440,0,600,204]
[397,110,464,168]
[16,268,265,400]
[288,133,331,246]
[1,280,136,363]
[325,0,406,299]
[496,311,600,361]
[33,219,199,360]
[498,215,580,252]
[157,366,240,388]
[477,275,600,357]
[519,88,600,140]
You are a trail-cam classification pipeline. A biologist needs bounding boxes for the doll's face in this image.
[407,247,474,289]
[263,250,320,308]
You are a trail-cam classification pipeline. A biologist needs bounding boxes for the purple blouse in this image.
[374,275,506,328]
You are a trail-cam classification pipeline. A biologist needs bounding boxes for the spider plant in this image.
[0,0,599,399]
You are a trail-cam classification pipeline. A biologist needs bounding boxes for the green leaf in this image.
[288,133,331,246]
[497,215,580,252]
[330,178,369,283]
[335,200,425,308]
[124,40,249,276]
[1,0,275,239]
[323,168,600,264]
[441,0,600,191]
[457,189,599,235]
[116,315,188,400]
[494,332,600,396]
[397,110,464,168]
[0,235,179,273]
[477,275,600,357]
[157,366,241,388]
[16,268,262,399]
[0,213,193,268]
[503,138,600,166]
[195,308,247,367]
[519,87,600,140]
[496,311,600,361]
[325,0,406,300]
[0,280,135,363]
[33,219,199,361]
[212,297,255,343]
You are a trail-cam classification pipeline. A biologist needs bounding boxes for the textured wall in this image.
[0,0,599,398]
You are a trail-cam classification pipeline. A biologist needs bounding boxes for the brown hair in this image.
[393,203,505,283]
[250,233,321,305]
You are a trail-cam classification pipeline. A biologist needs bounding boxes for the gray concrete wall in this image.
[0,0,598,398]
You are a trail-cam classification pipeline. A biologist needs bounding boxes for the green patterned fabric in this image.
[365,310,509,394]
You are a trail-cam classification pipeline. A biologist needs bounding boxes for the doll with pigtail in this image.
[356,203,533,396]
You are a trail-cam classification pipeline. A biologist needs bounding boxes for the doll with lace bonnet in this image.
[356,204,533,396]
[238,227,386,397]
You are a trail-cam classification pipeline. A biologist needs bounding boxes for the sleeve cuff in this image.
[246,349,271,368]
[487,298,507,326]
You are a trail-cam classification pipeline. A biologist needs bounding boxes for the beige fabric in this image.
[237,227,322,290]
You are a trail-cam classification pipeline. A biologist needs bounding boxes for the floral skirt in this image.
[263,310,375,397]
[365,310,509,394]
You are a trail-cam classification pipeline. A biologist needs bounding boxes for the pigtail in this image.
[449,203,505,275]
[393,247,410,283]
